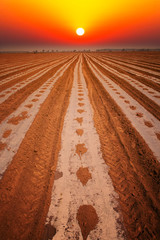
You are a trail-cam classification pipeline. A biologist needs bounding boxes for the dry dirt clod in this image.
[76,144,87,158]
[54,171,63,180]
[75,117,83,125]
[76,167,92,186]
[2,129,12,138]
[7,111,28,125]
[77,109,84,114]
[77,205,99,240]
[76,129,84,136]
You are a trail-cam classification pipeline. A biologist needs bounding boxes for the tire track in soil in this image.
[0,57,75,123]
[82,56,160,239]
[0,59,77,240]
[87,56,160,121]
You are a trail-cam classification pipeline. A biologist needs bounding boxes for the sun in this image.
[76,28,85,36]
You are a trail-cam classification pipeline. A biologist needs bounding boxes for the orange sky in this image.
[0,0,160,50]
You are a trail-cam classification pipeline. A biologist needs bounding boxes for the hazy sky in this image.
[0,0,160,51]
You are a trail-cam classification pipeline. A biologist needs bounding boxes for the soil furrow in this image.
[104,57,160,79]
[87,56,160,121]
[82,56,160,239]
[0,56,69,80]
[0,57,57,76]
[101,55,160,76]
[0,64,53,92]
[0,58,74,123]
[0,56,73,89]
[0,58,77,240]
[91,55,160,92]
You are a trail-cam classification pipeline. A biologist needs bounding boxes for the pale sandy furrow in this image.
[0,55,69,77]
[0,65,54,104]
[88,55,160,105]
[0,63,52,86]
[0,55,70,86]
[91,55,160,85]
[0,57,74,104]
[87,56,160,105]
[128,61,160,71]
[45,56,125,240]
[100,55,160,77]
[86,57,160,162]
[99,54,160,71]
[100,56,160,83]
[0,55,68,75]
[0,60,43,75]
[0,56,77,178]
[0,59,50,77]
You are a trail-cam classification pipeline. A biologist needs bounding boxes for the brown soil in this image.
[0,142,7,151]
[0,54,74,84]
[42,216,56,240]
[144,120,153,128]
[54,171,63,180]
[78,98,84,101]
[78,103,84,107]
[89,56,160,121]
[76,129,84,136]
[136,112,143,118]
[0,63,54,93]
[77,109,84,114]
[0,58,77,240]
[32,98,38,102]
[42,223,56,240]
[83,56,160,239]
[76,144,88,158]
[75,117,83,125]
[77,205,99,240]
[25,104,33,108]
[76,167,92,185]
[129,105,136,110]
[119,96,125,99]
[0,59,74,123]
[156,133,160,140]
[0,52,159,240]
[98,54,160,82]
[2,129,12,138]
[7,111,28,125]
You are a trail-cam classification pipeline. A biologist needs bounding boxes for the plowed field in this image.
[0,52,160,240]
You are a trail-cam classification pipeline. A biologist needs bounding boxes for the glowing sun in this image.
[76,28,85,36]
